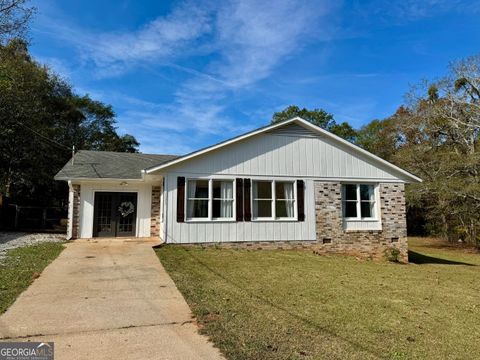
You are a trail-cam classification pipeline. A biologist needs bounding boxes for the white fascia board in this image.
[63,177,146,183]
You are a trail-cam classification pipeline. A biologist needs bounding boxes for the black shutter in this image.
[243,178,251,221]
[236,178,244,221]
[297,180,305,222]
[177,177,185,223]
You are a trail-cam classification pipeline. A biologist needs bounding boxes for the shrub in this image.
[385,247,401,262]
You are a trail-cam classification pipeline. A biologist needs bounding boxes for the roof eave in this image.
[54,176,145,182]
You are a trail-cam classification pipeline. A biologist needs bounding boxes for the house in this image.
[55,117,421,261]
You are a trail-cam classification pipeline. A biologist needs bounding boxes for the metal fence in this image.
[0,204,67,231]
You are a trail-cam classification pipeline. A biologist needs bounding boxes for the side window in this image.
[342,184,376,219]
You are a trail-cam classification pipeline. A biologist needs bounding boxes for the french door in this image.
[93,192,137,237]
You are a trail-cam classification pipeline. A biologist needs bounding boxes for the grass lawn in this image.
[0,242,64,314]
[157,238,480,360]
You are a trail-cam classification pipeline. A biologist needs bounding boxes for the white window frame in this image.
[342,183,378,221]
[251,179,297,221]
[185,178,236,222]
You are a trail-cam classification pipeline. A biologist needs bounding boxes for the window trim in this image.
[251,179,297,221]
[342,183,378,221]
[185,178,236,222]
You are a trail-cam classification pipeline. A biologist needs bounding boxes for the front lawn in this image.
[156,238,480,360]
[0,242,65,314]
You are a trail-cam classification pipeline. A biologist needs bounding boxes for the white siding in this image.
[78,181,153,238]
[158,125,410,244]
[164,173,316,244]
[164,131,407,181]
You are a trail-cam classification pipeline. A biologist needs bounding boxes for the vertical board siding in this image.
[166,132,403,180]
[165,174,316,244]
[78,181,154,238]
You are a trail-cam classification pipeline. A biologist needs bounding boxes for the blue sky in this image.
[30,0,480,154]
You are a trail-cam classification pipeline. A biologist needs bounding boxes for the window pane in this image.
[361,202,374,218]
[344,201,357,217]
[253,181,272,199]
[212,200,233,218]
[212,180,233,199]
[276,200,294,218]
[253,200,272,218]
[360,185,374,201]
[187,180,208,198]
[344,184,357,201]
[275,182,294,199]
[187,199,208,218]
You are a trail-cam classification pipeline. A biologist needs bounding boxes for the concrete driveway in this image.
[0,239,225,360]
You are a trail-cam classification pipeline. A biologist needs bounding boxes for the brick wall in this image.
[71,184,81,239]
[150,186,161,237]
[314,182,408,262]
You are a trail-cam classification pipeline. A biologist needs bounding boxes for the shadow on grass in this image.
[408,250,475,266]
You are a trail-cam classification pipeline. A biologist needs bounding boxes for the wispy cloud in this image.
[35,0,339,153]
[37,1,213,77]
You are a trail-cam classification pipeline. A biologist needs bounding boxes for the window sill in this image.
[251,218,298,222]
[343,218,379,222]
[185,219,236,223]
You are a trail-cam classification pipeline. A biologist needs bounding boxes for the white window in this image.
[186,179,234,220]
[252,181,273,218]
[212,180,234,219]
[342,184,376,219]
[252,180,296,220]
[187,179,209,219]
[275,181,295,218]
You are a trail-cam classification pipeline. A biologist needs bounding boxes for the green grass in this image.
[156,238,480,360]
[0,242,65,314]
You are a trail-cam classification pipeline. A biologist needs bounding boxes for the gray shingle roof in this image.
[54,150,179,180]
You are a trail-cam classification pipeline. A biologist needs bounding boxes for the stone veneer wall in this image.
[71,184,81,239]
[314,182,408,262]
[150,186,161,237]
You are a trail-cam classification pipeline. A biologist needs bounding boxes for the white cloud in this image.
[213,0,335,87]
[37,1,212,75]
[35,0,339,152]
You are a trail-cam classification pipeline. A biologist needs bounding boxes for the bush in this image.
[385,247,401,262]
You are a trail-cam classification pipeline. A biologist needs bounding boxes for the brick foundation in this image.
[150,186,161,237]
[314,182,408,262]
[71,184,81,239]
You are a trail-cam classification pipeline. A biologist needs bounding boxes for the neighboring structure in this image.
[55,117,421,261]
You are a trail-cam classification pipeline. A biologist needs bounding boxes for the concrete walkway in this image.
[0,239,225,360]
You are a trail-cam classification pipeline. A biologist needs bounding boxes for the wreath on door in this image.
[118,201,135,217]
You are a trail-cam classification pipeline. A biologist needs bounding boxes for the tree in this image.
[271,105,358,142]
[0,39,139,206]
[0,0,35,43]
[356,118,399,161]
[381,58,480,246]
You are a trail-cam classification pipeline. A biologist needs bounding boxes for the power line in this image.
[14,120,72,152]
